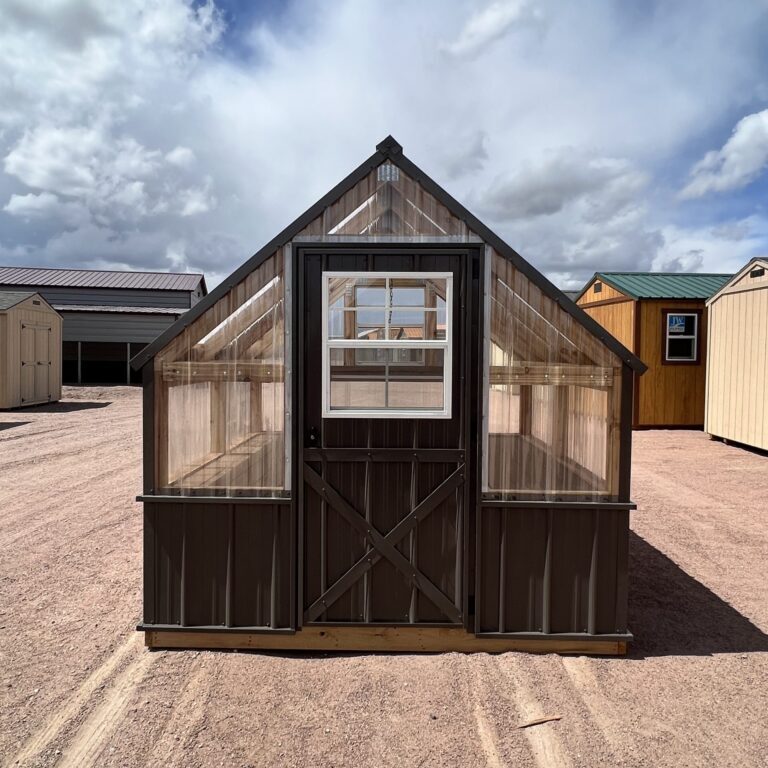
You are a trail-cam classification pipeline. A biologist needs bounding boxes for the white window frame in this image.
[664,311,698,362]
[321,271,453,419]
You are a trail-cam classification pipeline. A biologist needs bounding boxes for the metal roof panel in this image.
[595,272,732,300]
[0,266,205,293]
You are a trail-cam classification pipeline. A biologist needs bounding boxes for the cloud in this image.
[0,0,767,288]
[653,219,764,275]
[477,150,648,220]
[680,109,768,198]
[442,0,543,58]
[441,131,489,179]
[4,190,88,226]
[166,146,196,168]
[0,0,116,52]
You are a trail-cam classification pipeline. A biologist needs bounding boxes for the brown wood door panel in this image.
[299,249,470,626]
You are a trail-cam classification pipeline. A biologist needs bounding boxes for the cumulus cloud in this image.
[0,0,766,286]
[166,146,196,168]
[477,151,648,221]
[442,0,543,58]
[680,109,768,198]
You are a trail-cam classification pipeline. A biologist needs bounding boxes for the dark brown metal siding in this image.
[144,502,293,629]
[476,507,628,636]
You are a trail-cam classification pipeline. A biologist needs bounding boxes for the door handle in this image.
[308,426,320,445]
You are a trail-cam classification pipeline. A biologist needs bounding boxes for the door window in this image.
[322,272,452,418]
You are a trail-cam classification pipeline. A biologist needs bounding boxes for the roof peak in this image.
[376,135,403,155]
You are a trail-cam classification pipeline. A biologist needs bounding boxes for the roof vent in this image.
[750,267,765,278]
[377,163,399,182]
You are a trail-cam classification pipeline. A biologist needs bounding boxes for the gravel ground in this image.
[1,387,767,767]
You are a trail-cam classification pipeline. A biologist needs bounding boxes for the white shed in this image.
[0,291,63,409]
[705,258,768,451]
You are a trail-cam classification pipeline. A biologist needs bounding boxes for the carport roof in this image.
[0,266,206,293]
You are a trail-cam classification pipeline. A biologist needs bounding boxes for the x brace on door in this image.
[304,463,465,623]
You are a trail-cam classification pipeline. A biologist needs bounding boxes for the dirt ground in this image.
[1,387,767,768]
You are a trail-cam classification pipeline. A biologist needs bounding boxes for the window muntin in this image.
[665,312,698,362]
[322,272,452,418]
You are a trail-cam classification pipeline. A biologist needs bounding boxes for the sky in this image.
[1,0,768,289]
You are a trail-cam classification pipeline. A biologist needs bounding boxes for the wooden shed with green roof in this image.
[576,272,731,428]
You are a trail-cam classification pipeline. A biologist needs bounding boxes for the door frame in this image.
[292,242,484,630]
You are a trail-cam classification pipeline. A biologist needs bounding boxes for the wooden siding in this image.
[705,279,768,450]
[578,300,636,352]
[637,300,707,427]
[0,295,62,409]
[578,279,629,305]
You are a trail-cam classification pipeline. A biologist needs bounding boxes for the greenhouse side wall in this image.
[142,499,294,631]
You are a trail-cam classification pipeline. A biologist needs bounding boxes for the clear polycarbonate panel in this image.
[298,163,473,239]
[154,250,287,496]
[484,249,621,499]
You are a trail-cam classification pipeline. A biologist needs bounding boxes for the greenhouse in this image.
[132,137,645,654]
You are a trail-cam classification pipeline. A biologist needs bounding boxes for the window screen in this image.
[322,272,452,418]
[665,312,698,362]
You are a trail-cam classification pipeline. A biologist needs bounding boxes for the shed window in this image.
[664,312,698,362]
[322,272,452,418]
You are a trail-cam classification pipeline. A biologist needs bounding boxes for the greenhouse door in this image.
[299,247,472,626]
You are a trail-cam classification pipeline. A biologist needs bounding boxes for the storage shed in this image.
[0,267,206,384]
[705,257,768,451]
[576,272,731,428]
[0,291,62,409]
[132,137,646,655]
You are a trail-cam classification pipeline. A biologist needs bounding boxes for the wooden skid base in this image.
[144,626,628,655]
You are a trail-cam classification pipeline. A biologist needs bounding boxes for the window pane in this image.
[667,337,696,360]
[328,347,445,412]
[328,309,387,339]
[330,348,386,409]
[667,314,696,335]
[388,349,444,409]
[355,281,386,306]
[356,309,386,339]
[389,309,425,339]
[391,282,426,306]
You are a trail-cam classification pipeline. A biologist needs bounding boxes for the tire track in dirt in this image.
[559,657,627,756]
[471,700,505,768]
[9,634,143,766]
[58,650,154,767]
[490,657,573,768]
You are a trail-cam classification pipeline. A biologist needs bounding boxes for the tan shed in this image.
[576,272,732,428]
[705,258,768,451]
[0,291,62,409]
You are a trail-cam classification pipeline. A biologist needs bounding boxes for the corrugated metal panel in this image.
[3,285,193,309]
[144,502,293,629]
[60,311,178,343]
[52,304,183,315]
[598,272,732,300]
[0,266,204,292]
[0,291,37,311]
[476,506,629,636]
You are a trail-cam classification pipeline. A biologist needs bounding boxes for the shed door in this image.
[20,323,52,404]
[300,250,469,626]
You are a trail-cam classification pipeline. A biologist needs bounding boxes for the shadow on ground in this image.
[21,401,112,413]
[629,531,768,657]
[0,421,31,431]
